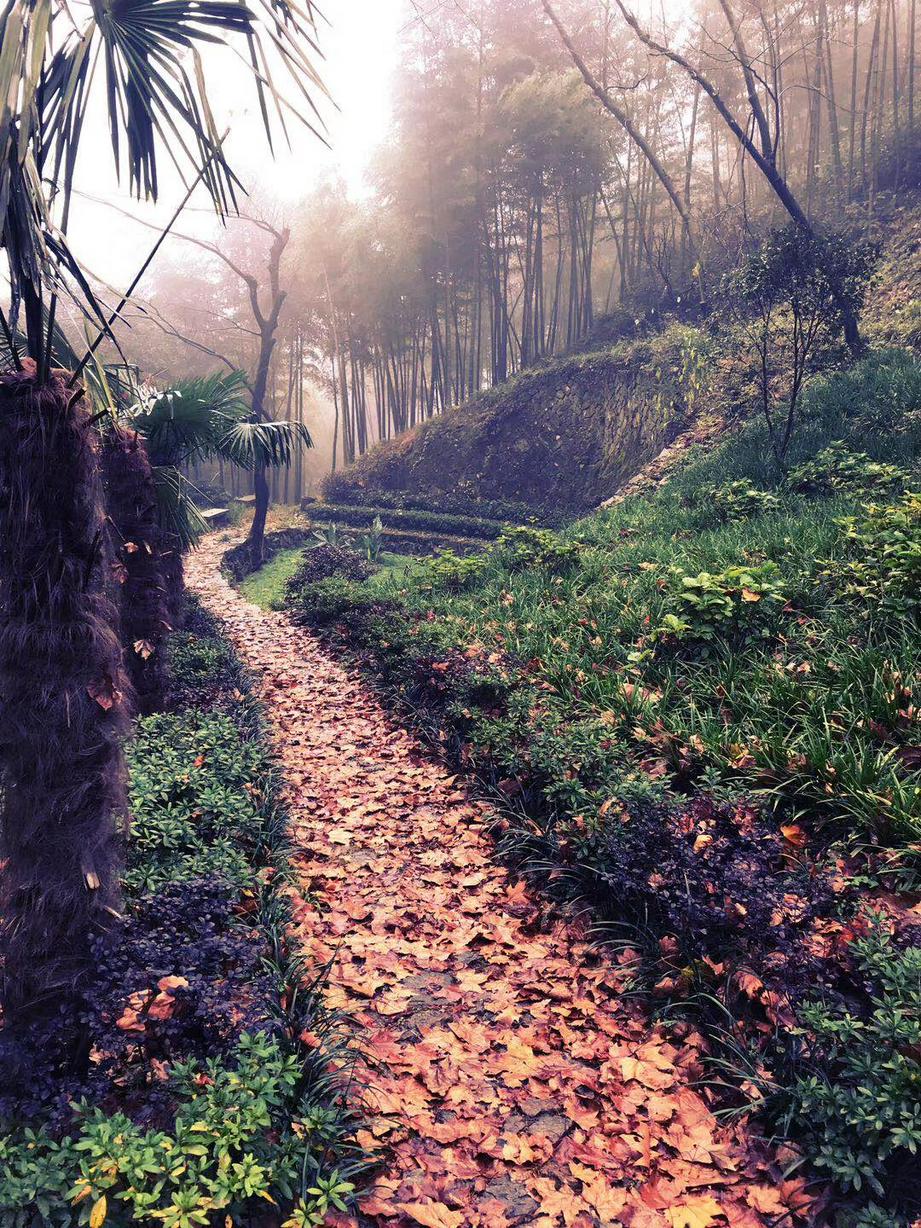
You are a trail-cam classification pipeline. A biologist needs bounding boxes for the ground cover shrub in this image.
[654,561,787,647]
[695,480,781,524]
[288,576,385,628]
[787,442,906,496]
[0,598,364,1226]
[782,926,921,1220]
[495,525,582,572]
[412,549,488,592]
[826,492,921,620]
[284,544,371,601]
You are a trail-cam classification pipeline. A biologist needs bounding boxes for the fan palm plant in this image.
[0,0,325,1023]
[119,370,311,624]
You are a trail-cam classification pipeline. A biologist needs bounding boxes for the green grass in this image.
[351,349,921,855]
[240,547,414,611]
[239,547,306,610]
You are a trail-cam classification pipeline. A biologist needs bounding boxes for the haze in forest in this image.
[83,0,918,492]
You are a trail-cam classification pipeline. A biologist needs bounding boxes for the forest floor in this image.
[188,534,807,1228]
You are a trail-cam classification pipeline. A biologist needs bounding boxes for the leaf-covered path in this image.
[189,538,805,1228]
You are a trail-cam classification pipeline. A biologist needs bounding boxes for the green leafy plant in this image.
[496,526,581,572]
[787,927,921,1217]
[698,480,781,523]
[828,493,921,618]
[357,515,384,563]
[788,443,906,497]
[414,549,488,592]
[655,562,787,645]
[312,523,347,549]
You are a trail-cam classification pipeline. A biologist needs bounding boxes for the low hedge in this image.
[317,480,568,527]
[0,598,365,1227]
[304,501,512,540]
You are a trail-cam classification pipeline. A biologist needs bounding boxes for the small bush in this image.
[496,526,581,572]
[167,630,243,711]
[787,926,921,1216]
[788,442,906,496]
[655,562,787,646]
[828,492,921,617]
[414,549,488,592]
[0,1033,355,1228]
[288,576,381,627]
[284,544,371,600]
[696,480,781,523]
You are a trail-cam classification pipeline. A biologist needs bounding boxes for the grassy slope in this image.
[367,353,921,845]
[279,347,921,1226]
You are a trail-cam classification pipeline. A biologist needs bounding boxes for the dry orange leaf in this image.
[397,1201,465,1228]
[664,1194,725,1228]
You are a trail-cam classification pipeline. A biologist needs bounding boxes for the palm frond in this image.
[128,369,249,467]
[151,464,207,550]
[218,418,312,469]
[2,0,328,361]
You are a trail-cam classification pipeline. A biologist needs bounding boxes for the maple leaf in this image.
[133,639,155,659]
[780,823,807,848]
[397,1201,465,1228]
[664,1195,725,1228]
[87,675,122,711]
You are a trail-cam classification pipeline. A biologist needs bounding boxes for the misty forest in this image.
[1,0,920,1225]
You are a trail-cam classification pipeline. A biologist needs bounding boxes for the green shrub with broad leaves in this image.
[0,1034,355,1228]
[414,549,487,592]
[496,525,581,572]
[828,492,921,617]
[788,442,906,497]
[696,480,781,524]
[654,561,787,646]
[787,928,921,1220]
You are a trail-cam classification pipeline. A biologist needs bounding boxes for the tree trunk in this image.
[0,366,132,1024]
[101,426,170,715]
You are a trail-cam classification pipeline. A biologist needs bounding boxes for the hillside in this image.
[327,200,921,516]
[325,323,720,514]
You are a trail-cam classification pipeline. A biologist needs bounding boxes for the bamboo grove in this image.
[129,0,919,485]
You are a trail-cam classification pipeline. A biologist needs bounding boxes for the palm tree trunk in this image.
[101,426,170,715]
[0,366,132,1022]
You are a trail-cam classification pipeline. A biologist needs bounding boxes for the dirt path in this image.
[188,536,804,1228]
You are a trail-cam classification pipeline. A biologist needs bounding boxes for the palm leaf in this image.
[2,0,328,360]
[151,464,207,550]
[218,417,312,469]
[128,369,249,466]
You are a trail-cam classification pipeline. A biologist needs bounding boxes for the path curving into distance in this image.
[188,534,809,1228]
